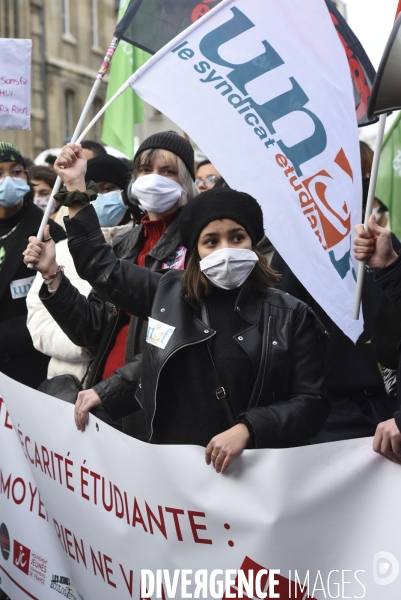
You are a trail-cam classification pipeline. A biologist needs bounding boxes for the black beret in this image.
[85,154,130,189]
[179,187,264,252]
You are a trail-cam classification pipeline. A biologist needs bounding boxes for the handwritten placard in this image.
[0,38,32,130]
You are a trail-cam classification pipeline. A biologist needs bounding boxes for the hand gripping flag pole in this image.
[353,113,387,319]
[353,10,401,318]
[27,36,120,267]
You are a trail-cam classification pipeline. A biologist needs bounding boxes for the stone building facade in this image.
[0,0,118,159]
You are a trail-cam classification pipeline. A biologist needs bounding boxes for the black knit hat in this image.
[0,142,25,167]
[85,154,130,189]
[134,131,195,180]
[179,188,265,252]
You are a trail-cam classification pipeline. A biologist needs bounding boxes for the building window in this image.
[62,0,70,35]
[65,90,75,139]
[91,0,99,48]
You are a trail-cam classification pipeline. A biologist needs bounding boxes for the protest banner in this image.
[1,372,401,600]
[0,39,31,130]
[119,0,363,341]
[0,394,73,600]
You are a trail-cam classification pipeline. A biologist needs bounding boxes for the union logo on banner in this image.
[276,147,355,280]
[13,540,31,575]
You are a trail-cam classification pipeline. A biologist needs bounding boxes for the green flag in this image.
[101,0,150,158]
[376,112,401,239]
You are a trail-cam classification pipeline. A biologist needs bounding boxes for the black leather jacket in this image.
[40,211,184,437]
[57,204,329,447]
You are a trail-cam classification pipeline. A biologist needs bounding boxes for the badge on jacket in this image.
[10,275,35,299]
[146,317,175,349]
[161,245,187,270]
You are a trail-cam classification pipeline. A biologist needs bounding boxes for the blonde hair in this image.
[131,148,199,207]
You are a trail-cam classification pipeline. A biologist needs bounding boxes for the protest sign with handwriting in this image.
[0,38,31,130]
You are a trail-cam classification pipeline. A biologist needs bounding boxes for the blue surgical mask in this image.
[0,176,30,207]
[91,190,128,227]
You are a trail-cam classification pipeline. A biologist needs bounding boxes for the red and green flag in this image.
[112,0,377,127]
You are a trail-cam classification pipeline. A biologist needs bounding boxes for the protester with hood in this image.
[26,154,133,406]
[270,174,401,444]
[24,133,198,438]
[24,144,329,471]
[0,142,65,389]
[354,215,401,464]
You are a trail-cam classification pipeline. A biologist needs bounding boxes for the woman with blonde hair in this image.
[25,132,198,438]
[24,142,329,472]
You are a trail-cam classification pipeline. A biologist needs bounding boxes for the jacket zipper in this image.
[90,303,119,384]
[149,331,216,441]
[254,315,272,407]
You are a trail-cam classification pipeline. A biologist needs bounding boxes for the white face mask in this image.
[130,174,183,214]
[199,248,259,290]
[33,196,56,214]
[372,205,383,221]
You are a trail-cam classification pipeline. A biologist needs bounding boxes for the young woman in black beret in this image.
[24,143,329,474]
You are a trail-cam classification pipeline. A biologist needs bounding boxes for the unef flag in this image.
[128,0,363,341]
[114,0,377,127]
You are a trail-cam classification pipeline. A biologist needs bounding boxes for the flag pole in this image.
[75,81,131,145]
[30,37,120,257]
[352,112,387,319]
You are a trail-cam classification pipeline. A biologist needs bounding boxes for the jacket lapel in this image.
[147,211,182,265]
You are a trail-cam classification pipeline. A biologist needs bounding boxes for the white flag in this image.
[129,0,363,341]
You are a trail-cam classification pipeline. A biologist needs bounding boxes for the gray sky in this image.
[346,0,399,140]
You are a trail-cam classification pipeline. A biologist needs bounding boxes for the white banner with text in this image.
[0,372,400,600]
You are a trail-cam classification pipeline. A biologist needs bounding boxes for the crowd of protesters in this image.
[0,130,400,475]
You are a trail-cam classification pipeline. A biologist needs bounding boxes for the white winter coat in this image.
[26,222,133,381]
